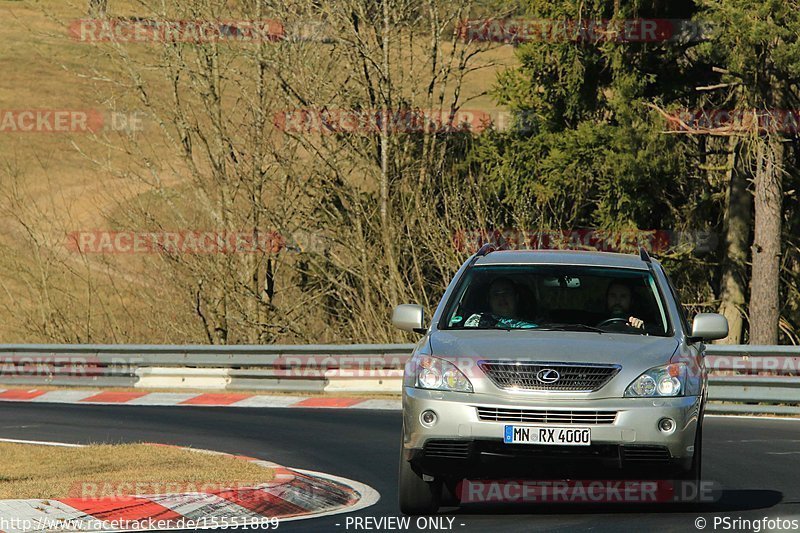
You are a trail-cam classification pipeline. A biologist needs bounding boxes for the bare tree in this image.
[88,0,107,17]
[16,0,501,344]
[0,160,137,343]
[260,0,501,340]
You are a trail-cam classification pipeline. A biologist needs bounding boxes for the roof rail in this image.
[465,243,496,269]
[476,243,496,257]
[639,246,652,263]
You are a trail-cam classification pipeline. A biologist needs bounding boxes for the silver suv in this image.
[393,247,728,514]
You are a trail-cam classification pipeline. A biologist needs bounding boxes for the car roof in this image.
[473,249,651,270]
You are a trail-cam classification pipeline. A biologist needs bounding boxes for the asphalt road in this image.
[0,403,798,532]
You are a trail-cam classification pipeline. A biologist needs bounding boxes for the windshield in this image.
[441,265,671,336]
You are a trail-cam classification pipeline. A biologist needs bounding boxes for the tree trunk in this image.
[717,137,750,344]
[749,138,784,344]
[379,0,401,307]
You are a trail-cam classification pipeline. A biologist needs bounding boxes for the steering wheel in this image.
[596,317,630,328]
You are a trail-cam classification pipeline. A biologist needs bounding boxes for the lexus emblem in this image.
[536,368,561,384]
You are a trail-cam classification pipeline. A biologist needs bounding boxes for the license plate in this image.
[504,425,591,446]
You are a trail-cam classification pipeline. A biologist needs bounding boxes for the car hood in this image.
[430,329,678,367]
[428,329,680,399]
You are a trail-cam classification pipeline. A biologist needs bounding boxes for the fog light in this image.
[658,417,675,433]
[420,410,438,427]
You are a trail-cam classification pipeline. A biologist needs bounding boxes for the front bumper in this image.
[403,387,701,476]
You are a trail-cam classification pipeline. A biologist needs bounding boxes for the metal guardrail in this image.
[704,345,800,415]
[0,343,798,414]
[0,343,414,393]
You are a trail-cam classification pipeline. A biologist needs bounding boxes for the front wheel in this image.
[398,450,441,515]
[685,421,703,483]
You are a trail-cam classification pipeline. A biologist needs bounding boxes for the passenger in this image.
[463,277,537,329]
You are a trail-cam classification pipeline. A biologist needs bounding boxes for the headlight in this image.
[624,363,687,397]
[404,355,473,393]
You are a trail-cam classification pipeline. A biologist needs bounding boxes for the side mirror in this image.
[689,313,729,342]
[392,304,426,334]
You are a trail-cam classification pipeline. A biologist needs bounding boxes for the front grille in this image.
[476,407,618,425]
[423,440,471,459]
[621,445,672,462]
[479,361,620,392]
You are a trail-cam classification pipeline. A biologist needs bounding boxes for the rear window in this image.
[440,265,671,336]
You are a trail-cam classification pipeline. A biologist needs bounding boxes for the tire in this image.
[441,479,462,507]
[685,420,703,483]
[398,449,441,515]
[677,415,703,504]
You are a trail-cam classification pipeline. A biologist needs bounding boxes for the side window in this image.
[661,267,691,334]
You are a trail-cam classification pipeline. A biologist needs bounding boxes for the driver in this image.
[603,281,645,330]
[464,277,537,329]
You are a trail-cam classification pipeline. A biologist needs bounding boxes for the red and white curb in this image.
[3,390,796,421]
[0,389,401,410]
[0,440,380,533]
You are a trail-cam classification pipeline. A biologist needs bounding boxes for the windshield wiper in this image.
[537,323,604,334]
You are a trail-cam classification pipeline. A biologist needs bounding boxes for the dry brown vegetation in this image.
[0,442,273,499]
[0,0,517,344]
